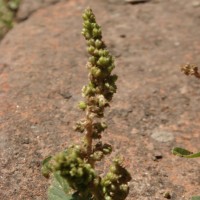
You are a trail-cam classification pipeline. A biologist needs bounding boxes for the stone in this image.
[151,130,174,142]
[16,0,66,21]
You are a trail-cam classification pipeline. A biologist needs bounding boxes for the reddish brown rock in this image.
[0,0,200,199]
[16,0,67,21]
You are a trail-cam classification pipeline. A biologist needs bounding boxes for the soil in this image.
[0,0,200,199]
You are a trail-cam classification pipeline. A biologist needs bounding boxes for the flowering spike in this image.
[43,8,131,200]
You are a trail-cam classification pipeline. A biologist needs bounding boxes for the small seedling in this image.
[42,8,131,200]
[172,64,200,200]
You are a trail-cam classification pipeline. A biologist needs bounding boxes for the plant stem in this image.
[93,186,104,200]
[85,109,94,166]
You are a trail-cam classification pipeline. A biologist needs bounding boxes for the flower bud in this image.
[120,184,129,193]
[103,180,111,187]
[82,13,88,20]
[110,165,117,173]
[97,56,111,67]
[89,56,96,65]
[107,64,115,73]
[88,39,95,46]
[77,167,83,177]
[91,151,104,161]
[78,101,87,110]
[102,145,112,154]
[82,85,95,96]
[91,66,101,77]
[87,46,95,55]
[98,95,108,107]
[106,172,118,182]
[81,29,90,40]
[70,167,77,176]
[93,49,99,56]
[103,186,107,193]
[99,49,109,57]
[83,20,92,30]
[105,83,110,88]
[111,184,116,191]
[93,28,101,38]
[95,39,102,48]
[105,196,112,200]
[84,163,92,170]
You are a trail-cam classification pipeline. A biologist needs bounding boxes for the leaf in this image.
[172,147,200,158]
[192,196,200,200]
[42,156,52,178]
[48,172,72,200]
[48,172,83,200]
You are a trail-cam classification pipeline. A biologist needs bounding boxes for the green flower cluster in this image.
[80,8,117,117]
[42,148,131,200]
[75,120,107,139]
[90,142,112,161]
[101,159,131,200]
[51,146,96,192]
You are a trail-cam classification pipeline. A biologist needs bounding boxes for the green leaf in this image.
[48,172,72,200]
[191,196,200,200]
[172,147,200,158]
[48,172,84,200]
[42,156,52,178]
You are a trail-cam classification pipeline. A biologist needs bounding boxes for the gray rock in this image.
[151,130,174,142]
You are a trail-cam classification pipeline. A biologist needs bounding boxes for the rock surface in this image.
[16,0,67,21]
[0,0,200,199]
